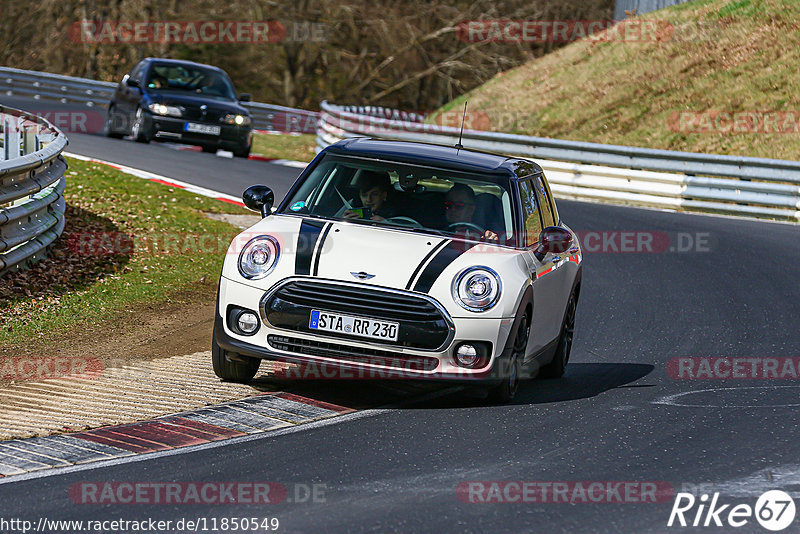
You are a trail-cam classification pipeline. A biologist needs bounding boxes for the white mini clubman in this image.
[213,138,582,402]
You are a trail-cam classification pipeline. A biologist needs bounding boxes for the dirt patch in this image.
[0,284,219,387]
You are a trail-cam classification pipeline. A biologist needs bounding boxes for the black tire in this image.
[105,107,124,139]
[539,292,577,379]
[131,107,150,143]
[487,312,529,403]
[212,330,261,382]
[201,145,217,153]
[233,144,251,158]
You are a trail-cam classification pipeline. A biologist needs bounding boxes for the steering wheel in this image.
[385,216,423,228]
[447,222,485,234]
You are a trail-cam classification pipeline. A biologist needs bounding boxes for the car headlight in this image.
[452,266,502,312]
[147,103,183,117]
[223,113,252,126]
[238,236,280,279]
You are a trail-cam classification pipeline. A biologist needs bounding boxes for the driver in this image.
[445,184,498,241]
[343,171,398,221]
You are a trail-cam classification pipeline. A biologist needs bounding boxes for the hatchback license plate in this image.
[309,310,399,342]
[185,123,220,135]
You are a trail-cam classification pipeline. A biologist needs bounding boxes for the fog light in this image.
[455,344,479,367]
[237,311,259,334]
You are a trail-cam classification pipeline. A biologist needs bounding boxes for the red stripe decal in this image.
[539,267,553,276]
[105,423,207,448]
[161,416,246,438]
[274,392,355,413]
[126,422,212,446]
[86,428,172,451]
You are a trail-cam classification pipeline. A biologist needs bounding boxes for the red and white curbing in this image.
[0,392,353,477]
[64,152,246,207]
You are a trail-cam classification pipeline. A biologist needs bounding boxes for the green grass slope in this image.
[431,0,800,160]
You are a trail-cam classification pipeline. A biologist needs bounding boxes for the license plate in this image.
[184,123,220,135]
[309,310,399,342]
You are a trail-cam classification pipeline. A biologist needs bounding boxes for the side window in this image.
[128,62,145,82]
[519,179,543,247]
[534,175,555,228]
[541,172,559,224]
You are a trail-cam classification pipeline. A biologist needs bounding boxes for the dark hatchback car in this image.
[106,58,254,157]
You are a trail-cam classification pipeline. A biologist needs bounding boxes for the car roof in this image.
[143,57,226,73]
[323,138,543,180]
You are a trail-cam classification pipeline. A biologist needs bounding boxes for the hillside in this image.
[431,0,800,160]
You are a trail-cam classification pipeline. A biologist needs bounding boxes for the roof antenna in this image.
[455,101,467,152]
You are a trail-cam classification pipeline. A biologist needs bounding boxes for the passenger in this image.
[343,171,398,221]
[445,183,498,241]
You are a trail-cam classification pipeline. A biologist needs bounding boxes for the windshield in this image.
[280,154,517,244]
[145,64,237,100]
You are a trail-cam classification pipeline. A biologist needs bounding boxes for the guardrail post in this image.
[4,115,21,160]
[22,122,38,156]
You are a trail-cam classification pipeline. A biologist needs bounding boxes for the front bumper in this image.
[216,276,517,382]
[145,114,252,149]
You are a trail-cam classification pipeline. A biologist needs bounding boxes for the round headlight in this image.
[455,344,479,367]
[453,266,501,312]
[237,311,259,334]
[238,235,280,279]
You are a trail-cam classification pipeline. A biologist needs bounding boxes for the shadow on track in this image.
[247,362,655,411]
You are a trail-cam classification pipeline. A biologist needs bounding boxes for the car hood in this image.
[145,91,248,115]
[222,215,528,317]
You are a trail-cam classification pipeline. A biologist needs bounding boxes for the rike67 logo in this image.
[668,490,796,531]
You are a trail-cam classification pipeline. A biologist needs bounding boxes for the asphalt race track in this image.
[2,95,800,533]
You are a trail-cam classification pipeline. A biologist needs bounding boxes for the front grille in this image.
[268,335,439,371]
[263,280,452,350]
[181,107,225,122]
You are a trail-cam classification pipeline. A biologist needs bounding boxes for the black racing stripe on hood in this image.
[312,223,333,276]
[295,219,326,275]
[405,239,450,290]
[413,241,477,294]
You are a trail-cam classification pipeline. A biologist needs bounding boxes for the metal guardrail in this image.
[0,106,68,277]
[614,0,695,20]
[0,66,319,134]
[317,102,800,222]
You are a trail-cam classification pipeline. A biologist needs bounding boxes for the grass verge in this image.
[251,133,317,162]
[0,157,249,346]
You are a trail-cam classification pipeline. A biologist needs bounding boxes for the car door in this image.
[533,173,576,344]
[519,175,572,358]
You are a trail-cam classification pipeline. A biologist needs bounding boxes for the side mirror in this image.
[534,226,572,261]
[239,93,252,102]
[243,185,274,218]
[127,78,141,89]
